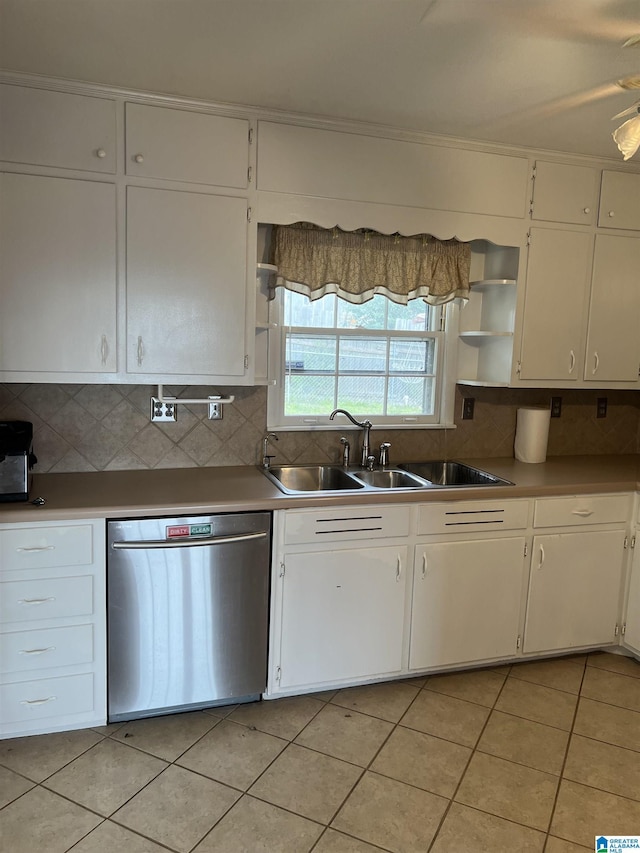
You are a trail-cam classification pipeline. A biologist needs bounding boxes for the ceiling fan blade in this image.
[622,34,640,48]
[618,74,640,90]
[611,100,640,120]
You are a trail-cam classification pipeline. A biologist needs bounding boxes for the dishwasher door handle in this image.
[111,531,268,550]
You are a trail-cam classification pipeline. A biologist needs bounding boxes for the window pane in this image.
[338,338,387,373]
[285,375,336,415]
[285,291,336,328]
[286,335,336,372]
[337,296,386,330]
[389,339,436,374]
[387,299,432,331]
[337,376,385,414]
[387,376,435,415]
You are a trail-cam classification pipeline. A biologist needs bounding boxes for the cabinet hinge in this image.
[624,536,629,549]
[632,535,636,548]
[248,166,253,183]
[614,624,620,637]
[248,127,254,144]
[275,665,282,683]
[526,230,532,247]
[247,207,252,222]
[516,360,522,375]
[622,623,627,636]
[244,354,249,370]
[279,560,285,578]
[516,635,522,649]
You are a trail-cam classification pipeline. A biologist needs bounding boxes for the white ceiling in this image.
[2,0,640,161]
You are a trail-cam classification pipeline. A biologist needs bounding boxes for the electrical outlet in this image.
[208,397,223,420]
[550,396,562,418]
[150,397,177,422]
[597,397,608,418]
[462,397,475,420]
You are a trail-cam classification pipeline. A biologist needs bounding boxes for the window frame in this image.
[266,290,459,431]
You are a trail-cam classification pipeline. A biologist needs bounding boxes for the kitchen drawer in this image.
[0,673,94,724]
[0,624,94,675]
[534,494,631,528]
[0,524,93,572]
[0,575,94,624]
[417,499,530,535]
[284,505,410,545]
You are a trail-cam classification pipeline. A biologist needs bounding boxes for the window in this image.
[267,289,457,429]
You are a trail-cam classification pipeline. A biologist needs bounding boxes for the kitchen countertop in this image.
[1,455,639,523]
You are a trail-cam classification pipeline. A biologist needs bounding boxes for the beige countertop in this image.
[1,455,639,523]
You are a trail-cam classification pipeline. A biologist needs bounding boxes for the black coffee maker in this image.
[0,421,37,502]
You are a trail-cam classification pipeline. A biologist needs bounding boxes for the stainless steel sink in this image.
[349,469,428,489]
[263,465,364,494]
[398,460,513,487]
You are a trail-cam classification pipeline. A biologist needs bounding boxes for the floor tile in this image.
[545,837,591,852]
[203,702,239,719]
[0,728,103,782]
[192,794,323,852]
[371,725,471,797]
[91,722,125,735]
[477,710,569,775]
[588,651,640,679]
[0,786,101,853]
[43,737,167,816]
[330,680,419,722]
[455,751,559,830]
[581,666,640,712]
[112,764,240,853]
[176,719,287,790]
[510,657,585,694]
[313,829,387,852]
[430,802,545,853]
[332,770,448,853]
[550,780,640,847]
[295,704,393,767]
[496,677,577,730]
[400,688,490,747]
[66,819,170,852]
[0,765,34,808]
[425,668,505,707]
[112,710,219,761]
[249,743,362,824]
[573,696,640,752]
[228,695,325,740]
[563,733,640,800]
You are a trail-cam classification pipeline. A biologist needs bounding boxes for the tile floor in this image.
[1,651,639,853]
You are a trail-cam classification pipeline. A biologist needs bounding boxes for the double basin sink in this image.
[263,460,513,495]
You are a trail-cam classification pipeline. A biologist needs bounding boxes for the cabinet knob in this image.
[608,210,615,217]
[96,148,107,159]
[583,207,590,214]
[134,154,144,164]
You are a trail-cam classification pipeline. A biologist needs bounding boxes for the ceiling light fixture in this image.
[612,39,640,160]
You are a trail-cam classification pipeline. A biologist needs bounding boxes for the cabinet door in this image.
[410,537,525,670]
[531,161,597,226]
[0,84,116,173]
[518,228,591,381]
[278,546,407,689]
[524,530,625,654]
[126,186,248,378]
[584,234,640,383]
[125,103,249,187]
[623,537,640,655]
[0,173,117,374]
[598,171,640,231]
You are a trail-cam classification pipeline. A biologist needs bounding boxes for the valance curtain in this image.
[271,223,471,305]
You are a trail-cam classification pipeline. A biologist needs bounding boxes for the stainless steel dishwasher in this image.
[107,512,271,722]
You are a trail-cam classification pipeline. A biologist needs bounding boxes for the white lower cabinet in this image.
[0,518,106,738]
[410,536,526,670]
[622,498,640,655]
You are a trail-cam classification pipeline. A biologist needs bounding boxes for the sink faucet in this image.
[329,409,372,468]
[262,432,278,469]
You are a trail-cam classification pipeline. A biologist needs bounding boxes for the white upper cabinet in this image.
[126,186,249,379]
[518,228,591,381]
[598,171,640,231]
[0,84,116,174]
[584,234,640,383]
[125,103,249,188]
[257,121,529,218]
[530,161,598,225]
[0,173,117,375]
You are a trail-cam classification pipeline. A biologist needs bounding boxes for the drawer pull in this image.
[21,696,57,707]
[16,545,55,553]
[572,510,594,517]
[19,647,56,656]
[18,597,56,606]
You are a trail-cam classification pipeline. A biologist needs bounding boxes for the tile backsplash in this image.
[1,383,639,474]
